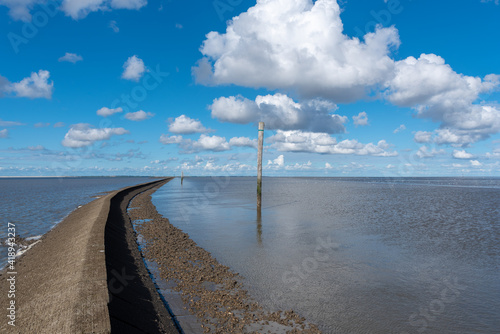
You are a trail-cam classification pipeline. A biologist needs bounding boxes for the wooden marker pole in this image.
[257,122,265,207]
[181,171,184,185]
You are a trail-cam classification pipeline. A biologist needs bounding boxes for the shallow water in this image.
[0,176,155,268]
[152,177,500,333]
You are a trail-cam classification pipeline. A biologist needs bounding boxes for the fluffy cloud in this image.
[414,131,432,143]
[267,155,284,168]
[194,0,500,147]
[210,94,347,133]
[0,0,147,21]
[176,158,254,173]
[194,0,399,102]
[97,107,123,117]
[0,0,44,21]
[159,134,183,144]
[28,145,44,150]
[62,123,129,148]
[0,129,8,138]
[6,70,53,99]
[184,135,231,153]
[414,125,500,147]
[121,55,146,81]
[125,110,155,121]
[285,161,312,171]
[269,130,397,156]
[160,133,257,153]
[486,148,500,159]
[453,149,474,159]
[61,0,147,20]
[352,111,369,127]
[386,54,500,146]
[110,0,146,10]
[58,52,83,63]
[393,124,406,134]
[229,137,258,148]
[416,146,445,158]
[168,115,209,134]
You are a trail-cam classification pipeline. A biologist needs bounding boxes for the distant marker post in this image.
[257,122,265,207]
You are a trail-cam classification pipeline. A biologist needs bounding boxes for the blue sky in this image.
[0,0,499,177]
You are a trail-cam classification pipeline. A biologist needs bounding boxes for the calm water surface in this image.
[0,177,155,267]
[152,177,500,333]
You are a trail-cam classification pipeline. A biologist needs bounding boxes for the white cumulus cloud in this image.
[121,55,146,81]
[229,137,257,148]
[194,0,400,102]
[393,124,406,134]
[210,93,347,133]
[269,130,397,156]
[168,115,209,134]
[61,0,147,20]
[0,0,44,21]
[125,110,154,121]
[193,0,500,147]
[62,123,129,148]
[58,52,83,63]
[7,70,53,99]
[97,107,123,117]
[353,111,369,127]
[159,134,183,144]
[160,133,257,153]
[182,134,231,153]
[453,149,474,159]
[386,54,500,146]
[414,131,432,143]
[267,155,285,169]
[0,1,145,23]
[416,146,445,158]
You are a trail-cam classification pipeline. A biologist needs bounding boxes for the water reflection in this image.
[256,204,262,246]
[152,177,500,334]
